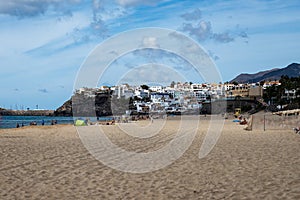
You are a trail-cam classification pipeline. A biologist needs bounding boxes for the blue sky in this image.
[0,0,300,109]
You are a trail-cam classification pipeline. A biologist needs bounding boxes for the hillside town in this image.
[3,77,298,117]
[74,80,283,115]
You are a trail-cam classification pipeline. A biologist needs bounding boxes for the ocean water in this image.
[0,116,116,129]
[0,116,74,129]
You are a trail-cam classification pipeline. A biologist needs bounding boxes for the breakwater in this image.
[0,109,54,116]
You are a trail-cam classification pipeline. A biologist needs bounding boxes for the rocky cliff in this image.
[54,91,135,117]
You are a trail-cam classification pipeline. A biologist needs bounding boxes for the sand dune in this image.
[1,118,300,199]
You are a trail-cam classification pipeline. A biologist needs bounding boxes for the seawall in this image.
[0,109,54,116]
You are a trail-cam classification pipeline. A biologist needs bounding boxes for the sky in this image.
[0,0,300,109]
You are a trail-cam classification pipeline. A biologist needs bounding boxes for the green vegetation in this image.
[140,84,149,90]
[263,76,300,107]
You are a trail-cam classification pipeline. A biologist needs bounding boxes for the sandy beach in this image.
[1,117,300,199]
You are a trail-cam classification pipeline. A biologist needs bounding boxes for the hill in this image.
[231,63,300,83]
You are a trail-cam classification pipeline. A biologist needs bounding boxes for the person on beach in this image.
[30,121,37,126]
[16,123,20,128]
[149,114,153,123]
[239,118,247,125]
[42,120,45,126]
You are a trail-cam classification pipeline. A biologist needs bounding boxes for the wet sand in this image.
[1,118,300,199]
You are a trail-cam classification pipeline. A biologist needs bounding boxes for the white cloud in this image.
[213,32,234,43]
[115,0,163,7]
[90,0,129,38]
[0,0,81,18]
[207,50,219,61]
[180,8,201,21]
[120,64,185,85]
[182,21,212,41]
[0,11,90,57]
[142,37,159,48]
[180,16,247,44]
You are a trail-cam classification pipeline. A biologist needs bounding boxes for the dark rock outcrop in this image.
[54,91,135,117]
[54,99,72,116]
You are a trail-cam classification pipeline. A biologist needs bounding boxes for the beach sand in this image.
[1,117,300,199]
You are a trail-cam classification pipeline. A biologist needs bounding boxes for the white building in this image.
[150,92,171,103]
[134,89,150,99]
[113,84,134,99]
[149,85,163,92]
[224,83,235,91]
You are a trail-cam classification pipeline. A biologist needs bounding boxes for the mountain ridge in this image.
[231,63,300,83]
